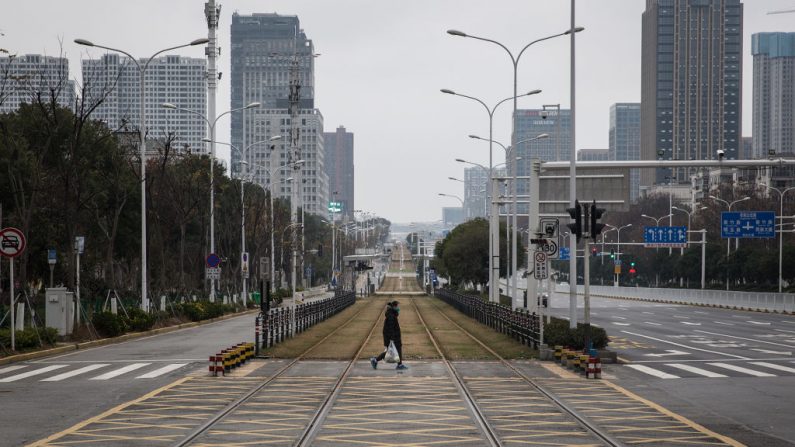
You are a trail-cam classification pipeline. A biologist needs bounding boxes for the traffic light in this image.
[629,261,636,275]
[566,199,582,242]
[591,247,598,257]
[610,248,615,259]
[590,200,606,238]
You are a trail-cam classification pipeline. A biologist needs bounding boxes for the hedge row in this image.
[543,317,609,350]
[91,301,240,338]
[0,327,60,350]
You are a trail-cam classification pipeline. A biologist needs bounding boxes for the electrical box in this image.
[45,287,75,336]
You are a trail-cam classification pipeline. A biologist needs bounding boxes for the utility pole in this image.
[205,0,220,301]
[289,24,301,336]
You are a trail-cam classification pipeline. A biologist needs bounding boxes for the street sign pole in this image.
[10,257,14,350]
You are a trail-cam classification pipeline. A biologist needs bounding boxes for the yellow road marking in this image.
[539,362,581,379]
[602,380,745,447]
[26,376,191,447]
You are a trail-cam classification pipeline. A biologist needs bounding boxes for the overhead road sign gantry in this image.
[643,226,688,248]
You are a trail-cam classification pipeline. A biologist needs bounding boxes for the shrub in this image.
[177,301,237,322]
[92,312,127,338]
[0,327,59,350]
[123,307,156,332]
[544,317,609,350]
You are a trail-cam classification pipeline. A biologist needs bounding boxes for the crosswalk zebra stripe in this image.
[0,365,68,383]
[136,363,187,379]
[667,363,727,378]
[750,362,795,374]
[89,363,151,380]
[0,365,28,375]
[708,362,776,377]
[41,364,110,382]
[627,364,680,379]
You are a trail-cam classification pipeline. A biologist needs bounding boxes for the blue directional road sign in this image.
[643,226,688,248]
[559,247,571,261]
[721,211,775,239]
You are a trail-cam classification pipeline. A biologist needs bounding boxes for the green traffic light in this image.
[630,261,636,267]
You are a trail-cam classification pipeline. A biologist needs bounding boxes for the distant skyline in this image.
[3,0,794,223]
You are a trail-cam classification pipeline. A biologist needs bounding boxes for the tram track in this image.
[414,296,622,447]
[173,296,386,447]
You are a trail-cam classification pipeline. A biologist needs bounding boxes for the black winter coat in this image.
[382,306,401,345]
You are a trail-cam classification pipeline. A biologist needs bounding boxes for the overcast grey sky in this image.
[4,1,795,223]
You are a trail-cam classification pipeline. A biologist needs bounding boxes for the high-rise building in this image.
[324,125,354,220]
[463,166,506,219]
[82,54,206,154]
[641,0,743,187]
[0,54,75,113]
[752,32,795,158]
[609,103,642,202]
[742,136,754,159]
[442,207,465,227]
[577,149,609,161]
[231,12,328,215]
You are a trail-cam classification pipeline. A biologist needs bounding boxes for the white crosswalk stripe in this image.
[90,363,151,380]
[0,365,28,375]
[136,363,187,379]
[707,363,776,377]
[0,365,68,383]
[750,362,795,374]
[667,363,727,378]
[627,364,680,379]
[41,364,110,382]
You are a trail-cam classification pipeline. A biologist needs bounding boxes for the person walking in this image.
[370,300,407,370]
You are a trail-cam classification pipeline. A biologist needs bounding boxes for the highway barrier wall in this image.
[435,289,540,347]
[557,284,795,313]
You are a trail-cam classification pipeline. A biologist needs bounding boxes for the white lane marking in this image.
[694,330,795,348]
[693,311,708,315]
[708,362,776,377]
[781,320,795,325]
[750,362,795,374]
[667,363,727,378]
[627,364,680,379]
[0,365,27,375]
[622,331,749,359]
[644,350,690,357]
[644,321,662,326]
[714,321,734,326]
[673,315,690,319]
[0,365,68,382]
[642,311,655,315]
[748,321,771,325]
[613,316,627,320]
[41,364,109,382]
[90,363,151,380]
[612,322,631,326]
[681,322,701,326]
[136,363,187,379]
[750,349,791,356]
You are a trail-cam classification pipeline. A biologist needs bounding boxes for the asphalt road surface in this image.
[548,291,795,446]
[1,312,256,447]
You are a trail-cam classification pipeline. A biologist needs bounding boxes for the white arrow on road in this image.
[751,348,792,356]
[644,349,691,357]
[681,322,701,325]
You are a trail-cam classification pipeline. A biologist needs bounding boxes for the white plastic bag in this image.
[384,340,400,364]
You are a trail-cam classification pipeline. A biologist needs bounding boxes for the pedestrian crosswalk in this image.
[0,362,189,383]
[626,361,795,380]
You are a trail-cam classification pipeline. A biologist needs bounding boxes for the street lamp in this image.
[471,133,548,301]
[163,101,260,300]
[447,25,583,312]
[641,213,674,226]
[75,36,209,311]
[671,205,708,255]
[759,185,795,292]
[709,195,750,290]
[442,88,541,304]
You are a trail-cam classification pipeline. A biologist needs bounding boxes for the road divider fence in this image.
[435,289,540,348]
[260,290,356,349]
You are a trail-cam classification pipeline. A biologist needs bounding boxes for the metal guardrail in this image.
[262,290,356,348]
[435,289,540,348]
[558,285,795,313]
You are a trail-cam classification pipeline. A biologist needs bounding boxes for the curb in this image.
[564,291,793,315]
[0,308,259,366]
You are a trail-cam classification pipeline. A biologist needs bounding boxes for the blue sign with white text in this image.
[721,211,775,239]
[559,247,570,261]
[643,226,688,247]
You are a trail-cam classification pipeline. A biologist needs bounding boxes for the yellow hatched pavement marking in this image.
[536,379,745,446]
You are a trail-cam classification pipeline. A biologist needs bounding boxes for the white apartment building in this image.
[82,54,206,155]
[0,54,75,113]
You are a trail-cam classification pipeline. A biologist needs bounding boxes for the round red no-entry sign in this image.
[0,227,26,258]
